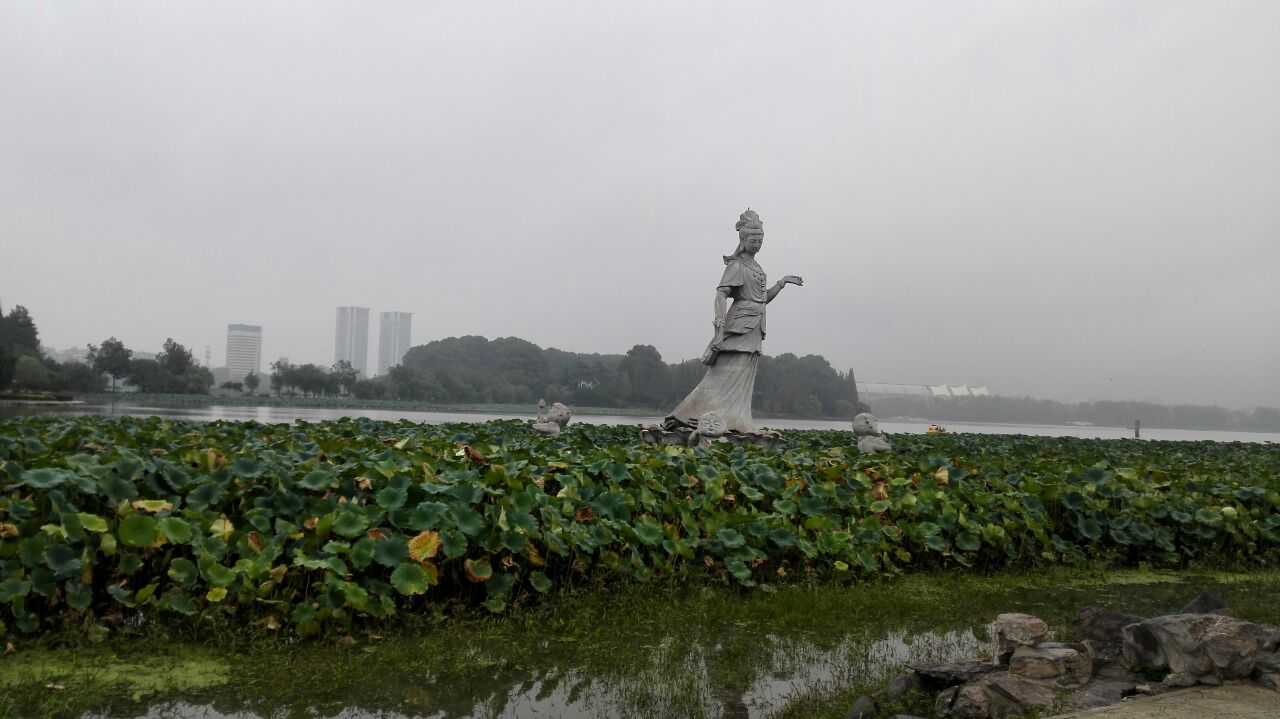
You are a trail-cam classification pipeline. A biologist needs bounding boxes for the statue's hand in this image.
[782,275,804,286]
[713,316,725,329]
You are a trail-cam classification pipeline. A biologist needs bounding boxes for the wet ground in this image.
[4,568,1280,719]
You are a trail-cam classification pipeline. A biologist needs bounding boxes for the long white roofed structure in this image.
[857,382,993,399]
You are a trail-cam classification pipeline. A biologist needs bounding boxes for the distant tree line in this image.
[868,395,1280,433]
[0,305,211,395]
[345,335,868,419]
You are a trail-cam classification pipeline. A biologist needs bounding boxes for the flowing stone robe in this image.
[665,257,768,432]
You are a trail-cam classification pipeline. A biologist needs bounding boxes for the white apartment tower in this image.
[378,311,413,375]
[334,306,370,377]
[225,324,262,383]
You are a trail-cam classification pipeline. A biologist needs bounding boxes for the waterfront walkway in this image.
[1051,683,1280,718]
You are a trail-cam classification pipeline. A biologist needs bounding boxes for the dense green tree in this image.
[0,305,41,358]
[12,355,56,390]
[244,372,260,394]
[329,360,358,395]
[0,344,15,390]
[157,338,195,376]
[89,337,133,392]
[59,361,107,393]
[620,344,668,408]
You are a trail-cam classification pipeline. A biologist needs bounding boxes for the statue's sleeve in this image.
[717,261,744,291]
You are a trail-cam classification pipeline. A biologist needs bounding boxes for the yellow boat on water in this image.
[926,424,952,434]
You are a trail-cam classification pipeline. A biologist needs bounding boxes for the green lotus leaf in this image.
[0,577,32,602]
[20,468,73,489]
[98,473,139,503]
[66,581,93,611]
[43,544,82,578]
[375,486,408,511]
[1077,517,1102,540]
[118,514,158,547]
[449,505,484,537]
[230,458,265,478]
[158,517,194,544]
[77,513,109,533]
[529,571,552,593]
[160,590,198,615]
[332,510,369,538]
[715,528,746,549]
[298,470,337,490]
[390,562,430,596]
[350,538,376,570]
[633,523,663,546]
[372,536,407,568]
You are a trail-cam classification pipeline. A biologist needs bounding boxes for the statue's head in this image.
[852,412,880,436]
[726,208,764,262]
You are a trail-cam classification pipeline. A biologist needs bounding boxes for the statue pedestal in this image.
[639,426,784,451]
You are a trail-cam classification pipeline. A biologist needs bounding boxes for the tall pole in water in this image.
[1134,419,1141,439]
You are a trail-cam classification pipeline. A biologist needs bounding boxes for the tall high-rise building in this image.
[378,312,413,375]
[225,324,262,383]
[334,307,370,377]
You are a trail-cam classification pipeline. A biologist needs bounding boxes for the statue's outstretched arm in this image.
[766,275,804,303]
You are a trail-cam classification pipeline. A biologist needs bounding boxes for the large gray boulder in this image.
[1121,613,1273,684]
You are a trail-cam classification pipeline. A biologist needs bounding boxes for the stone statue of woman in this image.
[664,209,803,433]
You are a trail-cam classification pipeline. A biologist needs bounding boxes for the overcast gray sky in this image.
[2,1,1277,408]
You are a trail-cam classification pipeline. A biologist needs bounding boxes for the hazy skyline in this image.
[3,2,1277,408]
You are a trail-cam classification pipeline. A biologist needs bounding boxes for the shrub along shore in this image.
[1,415,1277,639]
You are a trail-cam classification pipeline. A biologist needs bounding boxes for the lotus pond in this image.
[0,416,1278,717]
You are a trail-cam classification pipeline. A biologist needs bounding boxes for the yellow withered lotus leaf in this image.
[247,532,263,553]
[408,531,441,562]
[420,561,439,585]
[366,528,387,540]
[210,516,234,541]
[131,500,174,513]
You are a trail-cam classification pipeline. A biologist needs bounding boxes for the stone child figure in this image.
[664,209,803,432]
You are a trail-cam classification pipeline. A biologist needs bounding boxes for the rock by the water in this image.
[1062,677,1139,712]
[889,716,927,719]
[907,658,998,689]
[1009,644,1092,688]
[884,672,925,701]
[1122,613,1273,682]
[1073,606,1144,665]
[857,435,892,454]
[843,693,876,719]
[934,682,990,718]
[994,613,1048,663]
[1256,650,1280,674]
[851,412,880,436]
[985,674,1057,711]
[1179,589,1229,616]
[936,673,1056,718]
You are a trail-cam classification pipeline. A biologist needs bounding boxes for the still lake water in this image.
[3,401,1278,443]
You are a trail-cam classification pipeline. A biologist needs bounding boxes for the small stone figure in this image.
[852,412,892,454]
[532,399,571,436]
[688,410,729,447]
